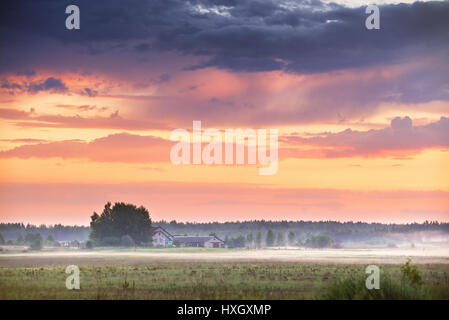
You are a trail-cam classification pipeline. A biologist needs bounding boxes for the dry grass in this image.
[1,248,448,299]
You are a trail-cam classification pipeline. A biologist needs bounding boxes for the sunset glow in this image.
[1,0,448,225]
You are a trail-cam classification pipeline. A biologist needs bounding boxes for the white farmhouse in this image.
[152,226,174,247]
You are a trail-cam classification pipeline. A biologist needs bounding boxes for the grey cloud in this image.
[16,70,36,77]
[27,77,68,93]
[1,0,448,76]
[1,80,22,90]
[83,87,98,97]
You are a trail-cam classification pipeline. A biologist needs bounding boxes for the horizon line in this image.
[1,219,448,228]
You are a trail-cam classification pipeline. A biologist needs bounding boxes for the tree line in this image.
[1,201,448,248]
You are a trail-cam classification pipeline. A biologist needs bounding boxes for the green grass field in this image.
[1,262,449,299]
[1,246,449,299]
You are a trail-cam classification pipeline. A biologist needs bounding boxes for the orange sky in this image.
[0,66,448,225]
[1,0,449,225]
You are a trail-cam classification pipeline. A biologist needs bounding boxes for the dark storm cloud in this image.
[1,0,448,75]
[27,77,68,93]
[1,80,22,90]
[0,77,68,95]
[16,70,36,77]
[82,87,98,97]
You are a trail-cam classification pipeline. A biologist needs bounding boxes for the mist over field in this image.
[1,220,448,248]
[1,217,449,300]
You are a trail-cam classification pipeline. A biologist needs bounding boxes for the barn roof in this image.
[174,236,224,243]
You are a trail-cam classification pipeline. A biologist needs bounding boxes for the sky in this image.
[0,0,448,225]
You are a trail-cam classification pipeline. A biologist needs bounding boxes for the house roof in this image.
[174,236,224,243]
[152,226,174,239]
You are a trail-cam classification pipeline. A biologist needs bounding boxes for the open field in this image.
[1,247,449,299]
[1,261,449,299]
[1,246,449,266]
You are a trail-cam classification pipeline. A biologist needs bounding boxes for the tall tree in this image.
[246,232,253,248]
[90,202,152,245]
[256,231,262,248]
[46,235,55,243]
[266,229,275,246]
[288,231,296,246]
[276,232,285,246]
[16,234,24,244]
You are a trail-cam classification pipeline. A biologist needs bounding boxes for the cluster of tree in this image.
[3,212,449,248]
[157,220,449,246]
[221,229,335,248]
[0,230,86,250]
[89,202,152,246]
[0,232,44,250]
[0,223,89,242]
[225,235,246,248]
[25,232,43,250]
[304,234,334,248]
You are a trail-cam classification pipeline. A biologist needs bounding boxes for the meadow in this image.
[1,247,449,299]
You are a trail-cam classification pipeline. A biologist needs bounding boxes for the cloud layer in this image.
[1,116,447,162]
[1,0,449,75]
[282,116,449,158]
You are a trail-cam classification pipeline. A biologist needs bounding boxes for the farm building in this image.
[152,226,174,247]
[174,236,226,248]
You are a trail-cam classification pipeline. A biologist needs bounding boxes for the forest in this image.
[1,220,447,247]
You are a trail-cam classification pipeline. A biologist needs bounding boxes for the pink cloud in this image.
[281,116,449,158]
[0,107,170,131]
[0,133,172,163]
[1,116,448,162]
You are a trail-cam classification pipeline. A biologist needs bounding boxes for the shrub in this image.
[0,233,4,245]
[25,232,43,244]
[121,235,135,247]
[85,240,94,249]
[331,241,343,248]
[321,269,449,300]
[29,238,43,251]
[71,240,80,247]
[322,274,419,300]
[400,259,422,286]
